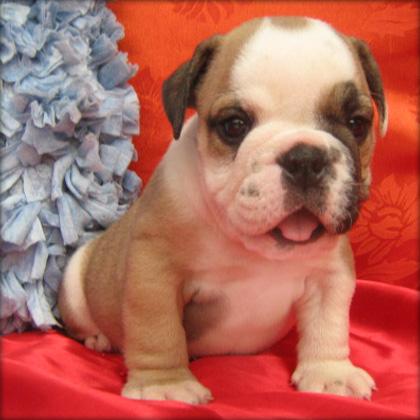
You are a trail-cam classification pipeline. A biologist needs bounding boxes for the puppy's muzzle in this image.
[277,143,330,192]
[270,143,332,245]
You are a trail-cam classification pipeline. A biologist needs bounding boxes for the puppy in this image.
[58,16,387,404]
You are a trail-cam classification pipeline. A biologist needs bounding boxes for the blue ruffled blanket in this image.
[0,0,141,334]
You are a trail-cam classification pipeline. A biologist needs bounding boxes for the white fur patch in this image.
[59,243,99,337]
[231,18,357,125]
[186,250,306,356]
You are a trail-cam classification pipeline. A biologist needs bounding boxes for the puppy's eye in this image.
[347,116,371,142]
[217,116,251,146]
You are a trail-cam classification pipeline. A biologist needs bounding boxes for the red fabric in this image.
[2,281,418,418]
[107,0,419,290]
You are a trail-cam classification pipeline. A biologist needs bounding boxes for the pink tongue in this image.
[278,209,320,242]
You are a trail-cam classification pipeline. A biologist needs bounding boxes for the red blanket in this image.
[3,280,418,419]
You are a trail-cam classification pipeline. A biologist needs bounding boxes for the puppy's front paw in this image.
[122,379,213,404]
[292,360,376,399]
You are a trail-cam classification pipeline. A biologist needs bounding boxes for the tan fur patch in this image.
[80,163,206,368]
[196,18,263,116]
[195,19,263,159]
[203,94,244,159]
[270,16,310,30]
[183,294,228,342]
[317,79,374,193]
[342,35,385,197]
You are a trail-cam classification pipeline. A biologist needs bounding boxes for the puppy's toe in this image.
[122,380,213,404]
[324,379,348,396]
[292,359,376,399]
[184,380,214,403]
[84,333,112,352]
[346,368,376,399]
[121,383,143,400]
[151,380,212,404]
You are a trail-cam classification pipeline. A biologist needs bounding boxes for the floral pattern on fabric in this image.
[172,1,235,23]
[350,176,418,288]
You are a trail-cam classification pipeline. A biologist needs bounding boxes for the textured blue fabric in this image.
[0,0,141,334]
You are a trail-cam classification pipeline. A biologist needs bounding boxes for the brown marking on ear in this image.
[162,17,265,143]
[347,37,388,137]
[162,35,223,140]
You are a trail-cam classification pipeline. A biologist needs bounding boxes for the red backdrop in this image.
[108,0,419,290]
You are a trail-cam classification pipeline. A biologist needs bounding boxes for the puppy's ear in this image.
[349,37,388,137]
[162,35,222,140]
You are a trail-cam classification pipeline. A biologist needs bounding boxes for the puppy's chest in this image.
[183,263,305,357]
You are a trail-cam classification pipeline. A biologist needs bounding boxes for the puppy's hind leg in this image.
[58,243,113,353]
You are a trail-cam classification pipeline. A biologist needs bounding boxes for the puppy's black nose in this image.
[277,143,329,190]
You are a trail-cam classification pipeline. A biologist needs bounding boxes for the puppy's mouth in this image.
[270,208,325,246]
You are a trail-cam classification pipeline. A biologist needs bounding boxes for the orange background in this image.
[108,1,419,289]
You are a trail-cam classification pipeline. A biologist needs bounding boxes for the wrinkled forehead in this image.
[226,18,359,120]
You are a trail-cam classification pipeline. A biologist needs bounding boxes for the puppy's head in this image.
[163,17,387,258]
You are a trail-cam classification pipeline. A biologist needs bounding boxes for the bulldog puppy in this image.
[58,16,387,404]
